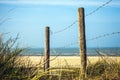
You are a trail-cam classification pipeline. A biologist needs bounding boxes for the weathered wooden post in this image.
[78,8,87,80]
[44,27,50,72]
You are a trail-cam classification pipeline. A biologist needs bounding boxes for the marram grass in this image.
[0,34,120,80]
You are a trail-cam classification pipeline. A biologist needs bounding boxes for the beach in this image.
[16,56,120,68]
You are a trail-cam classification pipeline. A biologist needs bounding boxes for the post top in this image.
[78,8,84,13]
[78,7,84,9]
[78,7,84,11]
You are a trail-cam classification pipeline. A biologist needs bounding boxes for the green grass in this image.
[0,34,120,80]
[87,59,120,80]
[32,58,120,80]
[0,34,37,80]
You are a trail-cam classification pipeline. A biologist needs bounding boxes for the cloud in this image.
[0,0,120,7]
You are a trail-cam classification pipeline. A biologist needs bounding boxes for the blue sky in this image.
[0,0,120,48]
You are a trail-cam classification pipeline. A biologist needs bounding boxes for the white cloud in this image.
[0,0,120,7]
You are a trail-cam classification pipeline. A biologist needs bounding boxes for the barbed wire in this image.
[46,0,115,59]
[51,0,112,35]
[44,0,115,58]
[48,31,120,61]
[51,20,78,35]
[85,0,112,16]
[58,32,120,48]
[87,32,120,41]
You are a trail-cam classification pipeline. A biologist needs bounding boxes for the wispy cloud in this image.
[0,0,120,7]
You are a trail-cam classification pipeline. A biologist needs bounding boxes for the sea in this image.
[21,47,120,56]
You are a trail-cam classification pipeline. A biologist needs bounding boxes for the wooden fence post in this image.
[44,27,50,72]
[78,8,87,80]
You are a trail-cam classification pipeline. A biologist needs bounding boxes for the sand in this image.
[16,56,120,68]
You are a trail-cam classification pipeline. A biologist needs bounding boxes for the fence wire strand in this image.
[60,32,120,48]
[51,0,112,35]
[87,32,120,41]
[50,0,115,50]
[85,0,112,16]
[49,31,120,59]
[51,20,78,35]
[45,0,118,62]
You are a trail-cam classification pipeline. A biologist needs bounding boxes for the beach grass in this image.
[0,34,120,80]
[16,56,120,80]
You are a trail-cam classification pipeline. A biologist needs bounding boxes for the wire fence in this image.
[0,0,118,56]
[85,0,112,16]
[51,0,113,35]
[48,0,120,57]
